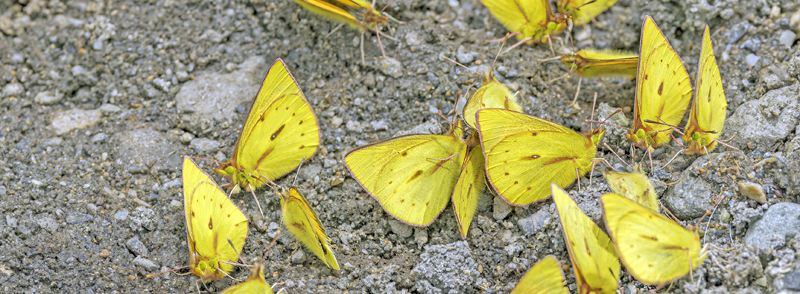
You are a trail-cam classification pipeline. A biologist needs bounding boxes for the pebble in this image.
[783,266,800,291]
[370,121,388,131]
[114,209,129,221]
[517,209,552,234]
[3,82,24,96]
[189,138,220,152]
[66,212,93,224]
[151,78,170,92]
[725,21,753,44]
[44,137,63,146]
[744,202,800,253]
[378,57,404,79]
[162,178,181,189]
[719,209,731,223]
[764,74,782,90]
[493,196,512,220]
[412,241,479,293]
[9,53,23,64]
[90,133,109,143]
[404,31,424,47]
[414,228,429,245]
[99,104,122,113]
[50,108,102,135]
[116,128,183,172]
[132,256,160,271]
[330,116,343,129]
[291,249,305,264]
[34,91,62,105]
[36,217,58,233]
[738,181,767,204]
[71,66,98,86]
[727,84,800,151]
[176,70,189,82]
[126,237,149,256]
[741,38,761,53]
[779,30,797,48]
[98,249,110,258]
[745,54,761,66]
[179,133,194,143]
[389,219,414,238]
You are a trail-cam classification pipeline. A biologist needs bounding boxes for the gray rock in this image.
[99,104,122,113]
[493,196,512,220]
[663,159,716,219]
[126,237,149,256]
[404,31,424,46]
[725,21,754,44]
[291,249,305,264]
[66,212,94,224]
[779,30,797,48]
[741,38,761,53]
[50,108,102,135]
[395,120,443,136]
[745,54,761,66]
[34,91,62,105]
[90,133,109,143]
[113,128,182,173]
[189,138,220,153]
[44,137,63,146]
[726,84,800,151]
[783,264,800,291]
[764,74,783,90]
[114,209,129,221]
[151,78,170,92]
[9,53,23,64]
[36,217,58,233]
[389,219,413,238]
[518,209,553,235]
[412,241,480,293]
[129,207,156,231]
[162,178,181,189]
[330,116,343,129]
[297,164,322,181]
[179,133,194,143]
[176,56,267,124]
[176,71,189,82]
[378,57,404,79]
[744,203,800,253]
[3,82,25,97]
[71,66,98,86]
[132,256,160,271]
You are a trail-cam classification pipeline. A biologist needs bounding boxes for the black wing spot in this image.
[407,170,423,183]
[657,82,664,96]
[208,218,213,230]
[271,124,286,140]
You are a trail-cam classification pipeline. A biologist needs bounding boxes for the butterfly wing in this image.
[601,193,707,285]
[560,50,638,78]
[218,59,321,190]
[628,16,692,148]
[218,264,274,294]
[511,256,570,294]
[292,0,362,28]
[280,187,339,270]
[463,75,522,130]
[558,0,618,25]
[452,144,487,239]
[552,184,620,294]
[482,0,558,42]
[602,170,659,212]
[683,26,726,154]
[477,108,599,206]
[183,158,248,281]
[345,133,467,226]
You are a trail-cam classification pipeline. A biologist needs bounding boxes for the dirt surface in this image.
[1,0,800,293]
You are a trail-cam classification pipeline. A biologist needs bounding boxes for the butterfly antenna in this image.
[575,167,582,192]
[499,38,532,55]
[491,33,515,68]
[603,143,625,167]
[660,202,682,224]
[293,157,306,187]
[661,149,685,170]
[439,55,473,73]
[227,238,247,265]
[590,92,597,128]
[146,265,190,278]
[360,32,366,66]
[379,0,396,13]
[242,184,265,217]
[326,23,346,38]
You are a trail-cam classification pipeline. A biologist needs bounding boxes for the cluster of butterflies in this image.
[147,60,338,293]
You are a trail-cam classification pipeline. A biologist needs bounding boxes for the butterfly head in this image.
[189,253,224,281]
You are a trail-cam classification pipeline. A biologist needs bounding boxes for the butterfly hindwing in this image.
[683,26,727,154]
[511,256,569,294]
[452,145,487,238]
[280,187,339,270]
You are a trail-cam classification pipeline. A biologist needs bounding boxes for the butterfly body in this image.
[557,0,618,25]
[215,59,320,191]
[183,158,248,281]
[683,26,727,155]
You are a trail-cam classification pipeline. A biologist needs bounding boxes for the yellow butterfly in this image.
[215,59,320,193]
[511,255,569,294]
[462,71,523,130]
[481,0,568,43]
[625,16,692,149]
[682,26,727,155]
[345,121,486,238]
[559,49,638,78]
[218,262,274,294]
[602,169,658,212]
[601,192,707,287]
[276,185,339,270]
[182,157,249,281]
[292,0,386,29]
[477,108,604,206]
[556,0,618,25]
[552,184,619,294]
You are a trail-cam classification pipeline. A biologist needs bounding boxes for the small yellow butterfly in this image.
[215,59,320,193]
[345,121,486,238]
[462,71,523,130]
[272,185,340,270]
[218,262,274,294]
[477,108,604,206]
[551,184,619,293]
[601,192,707,287]
[292,0,386,29]
[556,0,618,25]
[602,169,658,212]
[182,157,248,281]
[683,26,727,155]
[511,255,569,294]
[559,49,638,78]
[481,0,568,43]
[625,16,692,149]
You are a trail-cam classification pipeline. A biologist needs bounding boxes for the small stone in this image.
[518,209,553,234]
[163,178,182,189]
[370,121,389,131]
[176,71,189,82]
[71,66,98,86]
[132,256,160,271]
[66,212,93,224]
[744,203,800,253]
[378,57,404,79]
[745,54,761,66]
[44,137,63,146]
[98,249,110,258]
[180,133,194,144]
[99,104,122,113]
[87,204,98,213]
[114,209,129,221]
[456,51,474,64]
[90,133,109,143]
[36,217,59,233]
[738,181,767,204]
[50,108,103,135]
[389,219,413,238]
[783,266,800,290]
[414,228,428,245]
[9,53,24,64]
[330,116,343,129]
[725,21,754,44]
[31,180,44,187]
[126,237,149,256]
[345,121,364,133]
[493,196,512,220]
[741,38,761,53]
[764,74,782,90]
[189,138,221,152]
[34,91,62,105]
[291,249,305,264]
[330,176,343,186]
[779,30,797,48]
[3,83,24,96]
[225,63,237,72]
[719,209,731,223]
[404,31,424,46]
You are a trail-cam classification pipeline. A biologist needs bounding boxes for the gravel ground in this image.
[1,0,800,293]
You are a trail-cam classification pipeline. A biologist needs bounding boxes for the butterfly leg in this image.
[661,149,684,170]
[574,167,581,191]
[247,184,265,217]
[360,32,367,66]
